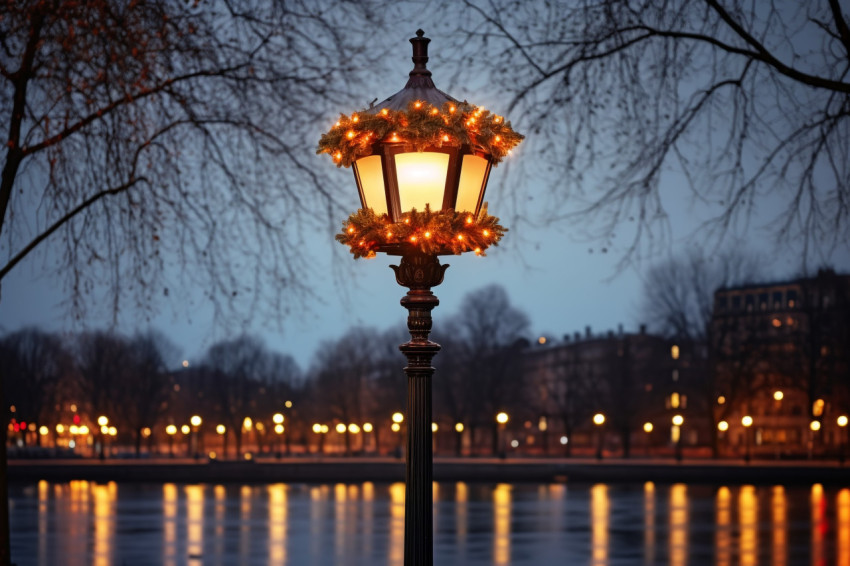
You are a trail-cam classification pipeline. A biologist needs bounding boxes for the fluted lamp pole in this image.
[318,30,523,566]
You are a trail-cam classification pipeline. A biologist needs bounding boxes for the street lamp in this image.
[97,415,109,460]
[216,424,227,460]
[272,413,285,457]
[672,415,684,462]
[643,422,653,456]
[495,412,509,458]
[318,31,522,565]
[838,415,848,464]
[454,423,464,457]
[190,415,202,459]
[593,413,605,460]
[741,415,753,463]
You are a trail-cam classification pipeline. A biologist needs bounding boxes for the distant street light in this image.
[593,413,605,460]
[97,415,109,460]
[838,415,848,464]
[454,423,464,457]
[496,413,509,459]
[643,422,653,456]
[672,415,684,462]
[165,424,177,458]
[773,390,784,401]
[190,415,202,459]
[742,415,753,463]
[274,424,284,458]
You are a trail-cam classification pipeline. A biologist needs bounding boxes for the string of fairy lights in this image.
[317,99,522,257]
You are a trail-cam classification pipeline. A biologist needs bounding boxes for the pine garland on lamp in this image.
[336,205,507,259]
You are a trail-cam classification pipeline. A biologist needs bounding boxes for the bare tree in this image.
[0,2,386,558]
[444,0,850,264]
[640,246,763,340]
[0,328,69,446]
[120,331,176,456]
[446,284,530,455]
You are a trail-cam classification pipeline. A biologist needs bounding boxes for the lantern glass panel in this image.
[353,155,388,215]
[394,152,449,212]
[455,154,489,213]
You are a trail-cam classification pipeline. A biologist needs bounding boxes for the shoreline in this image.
[9,456,850,485]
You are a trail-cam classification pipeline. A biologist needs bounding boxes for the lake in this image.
[9,480,849,565]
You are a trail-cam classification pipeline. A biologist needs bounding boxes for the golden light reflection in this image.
[715,486,732,566]
[771,486,787,566]
[240,485,253,564]
[389,482,405,566]
[69,480,90,562]
[739,485,758,566]
[163,483,178,566]
[456,481,469,552]
[644,482,656,566]
[186,485,204,562]
[493,484,512,565]
[268,484,288,564]
[310,485,330,561]
[213,485,226,563]
[335,483,348,565]
[669,483,688,566]
[812,483,825,566]
[38,480,48,566]
[363,482,375,557]
[838,488,850,565]
[93,483,117,566]
[591,484,609,566]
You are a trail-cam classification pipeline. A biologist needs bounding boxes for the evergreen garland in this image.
[317,100,523,167]
[336,205,507,258]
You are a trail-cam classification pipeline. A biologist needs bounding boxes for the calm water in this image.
[9,480,850,565]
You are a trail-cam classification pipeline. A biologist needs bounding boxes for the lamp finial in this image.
[409,29,431,78]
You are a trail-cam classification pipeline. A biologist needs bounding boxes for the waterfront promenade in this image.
[9,456,850,485]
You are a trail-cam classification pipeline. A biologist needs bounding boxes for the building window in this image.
[787,290,797,308]
[772,318,782,328]
[745,294,754,312]
[732,295,742,310]
[772,291,783,309]
[671,345,680,360]
[717,296,728,311]
[759,292,768,310]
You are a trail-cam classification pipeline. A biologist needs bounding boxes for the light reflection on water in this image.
[9,479,850,566]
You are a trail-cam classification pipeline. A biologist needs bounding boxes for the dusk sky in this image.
[2,8,848,370]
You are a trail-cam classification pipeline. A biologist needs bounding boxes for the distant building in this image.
[711,268,850,457]
[521,325,706,457]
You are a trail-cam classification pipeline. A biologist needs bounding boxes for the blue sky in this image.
[2,11,849,371]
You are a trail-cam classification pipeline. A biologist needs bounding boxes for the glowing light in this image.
[166,425,177,435]
[274,424,284,434]
[455,423,464,433]
[216,424,226,435]
[449,106,456,113]
[142,427,151,438]
[742,415,753,427]
[182,360,189,368]
[457,234,464,240]
[593,413,605,426]
[56,424,65,434]
[97,416,109,427]
[442,134,450,142]
[391,423,401,432]
[672,415,684,426]
[392,412,404,423]
[839,415,849,427]
[424,231,431,238]
[285,400,293,408]
[643,422,654,433]
[718,420,729,432]
[482,229,490,236]
[108,427,116,436]
[181,425,190,435]
[273,413,284,425]
[510,439,519,448]
[414,101,422,108]
[79,425,89,435]
[336,423,346,434]
[190,415,202,427]
[100,425,109,435]
[39,426,48,436]
[381,109,389,116]
[466,216,473,224]
[312,423,322,434]
[431,423,439,432]
[494,135,501,142]
[560,436,568,445]
[363,423,373,433]
[538,336,546,345]
[717,396,726,405]
[496,412,509,424]
[348,226,355,233]
[811,420,822,432]
[346,131,355,139]
[352,115,359,123]
[774,391,784,401]
[349,424,361,434]
[242,417,252,430]
[671,345,680,360]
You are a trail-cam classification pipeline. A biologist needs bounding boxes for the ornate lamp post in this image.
[318,30,522,566]
[741,415,753,462]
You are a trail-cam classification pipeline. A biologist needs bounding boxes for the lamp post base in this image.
[390,252,448,566]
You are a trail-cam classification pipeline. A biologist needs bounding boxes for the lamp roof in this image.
[368,30,458,113]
